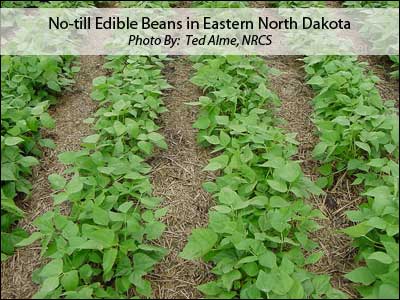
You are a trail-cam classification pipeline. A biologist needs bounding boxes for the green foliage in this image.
[1,1,97,7]
[1,55,77,260]
[119,1,177,8]
[191,1,248,8]
[343,1,399,8]
[389,55,399,79]
[16,55,169,298]
[271,1,326,8]
[180,54,346,299]
[304,55,399,298]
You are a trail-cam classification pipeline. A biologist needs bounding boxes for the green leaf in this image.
[275,162,302,183]
[40,259,63,278]
[203,155,229,171]
[179,228,218,260]
[267,179,287,193]
[313,142,328,157]
[138,141,153,155]
[39,138,56,149]
[344,267,375,285]
[259,250,277,268]
[16,232,43,247]
[197,281,223,296]
[118,202,133,213]
[19,156,39,168]
[113,121,126,136]
[378,284,399,299]
[102,248,118,274]
[341,223,372,237]
[4,137,24,146]
[40,113,55,129]
[144,221,165,240]
[48,174,66,190]
[61,270,79,291]
[221,270,241,290]
[82,134,100,144]
[305,251,324,265]
[47,81,61,92]
[84,228,115,249]
[269,196,289,208]
[93,76,107,86]
[367,252,393,264]
[355,141,371,154]
[215,115,229,125]
[148,132,167,149]
[65,176,84,194]
[204,135,220,145]
[40,276,60,294]
[218,187,241,206]
[93,206,109,226]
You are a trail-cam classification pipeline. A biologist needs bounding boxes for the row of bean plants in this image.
[1,0,105,262]
[179,53,347,299]
[274,3,398,298]
[343,1,399,79]
[1,55,78,260]
[15,55,171,298]
[304,55,399,299]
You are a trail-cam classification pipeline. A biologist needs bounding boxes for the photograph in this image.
[1,1,399,299]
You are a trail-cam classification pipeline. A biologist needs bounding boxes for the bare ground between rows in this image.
[265,55,359,298]
[147,57,214,299]
[1,56,105,299]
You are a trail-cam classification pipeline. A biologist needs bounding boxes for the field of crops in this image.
[1,0,399,299]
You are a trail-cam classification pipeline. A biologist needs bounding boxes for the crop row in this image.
[1,0,109,263]
[1,55,78,260]
[304,55,399,299]
[178,54,347,299]
[15,55,171,298]
[275,1,399,78]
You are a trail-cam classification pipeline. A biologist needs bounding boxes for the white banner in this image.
[1,8,398,55]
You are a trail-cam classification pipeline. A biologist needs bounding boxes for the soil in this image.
[265,55,359,298]
[146,57,214,299]
[0,56,105,299]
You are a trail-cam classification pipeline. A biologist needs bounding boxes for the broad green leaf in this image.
[367,252,393,264]
[48,174,66,190]
[113,121,126,136]
[275,162,301,183]
[93,206,109,226]
[4,137,24,146]
[65,176,84,194]
[118,202,133,213]
[40,113,55,129]
[61,270,79,291]
[267,179,287,193]
[16,232,43,247]
[180,228,218,260]
[82,134,100,144]
[19,156,39,168]
[259,250,277,268]
[204,135,220,145]
[203,155,229,171]
[148,132,167,149]
[355,141,371,154]
[221,270,241,290]
[40,276,60,294]
[305,251,324,265]
[341,223,372,237]
[40,259,63,278]
[344,267,375,285]
[102,248,118,274]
